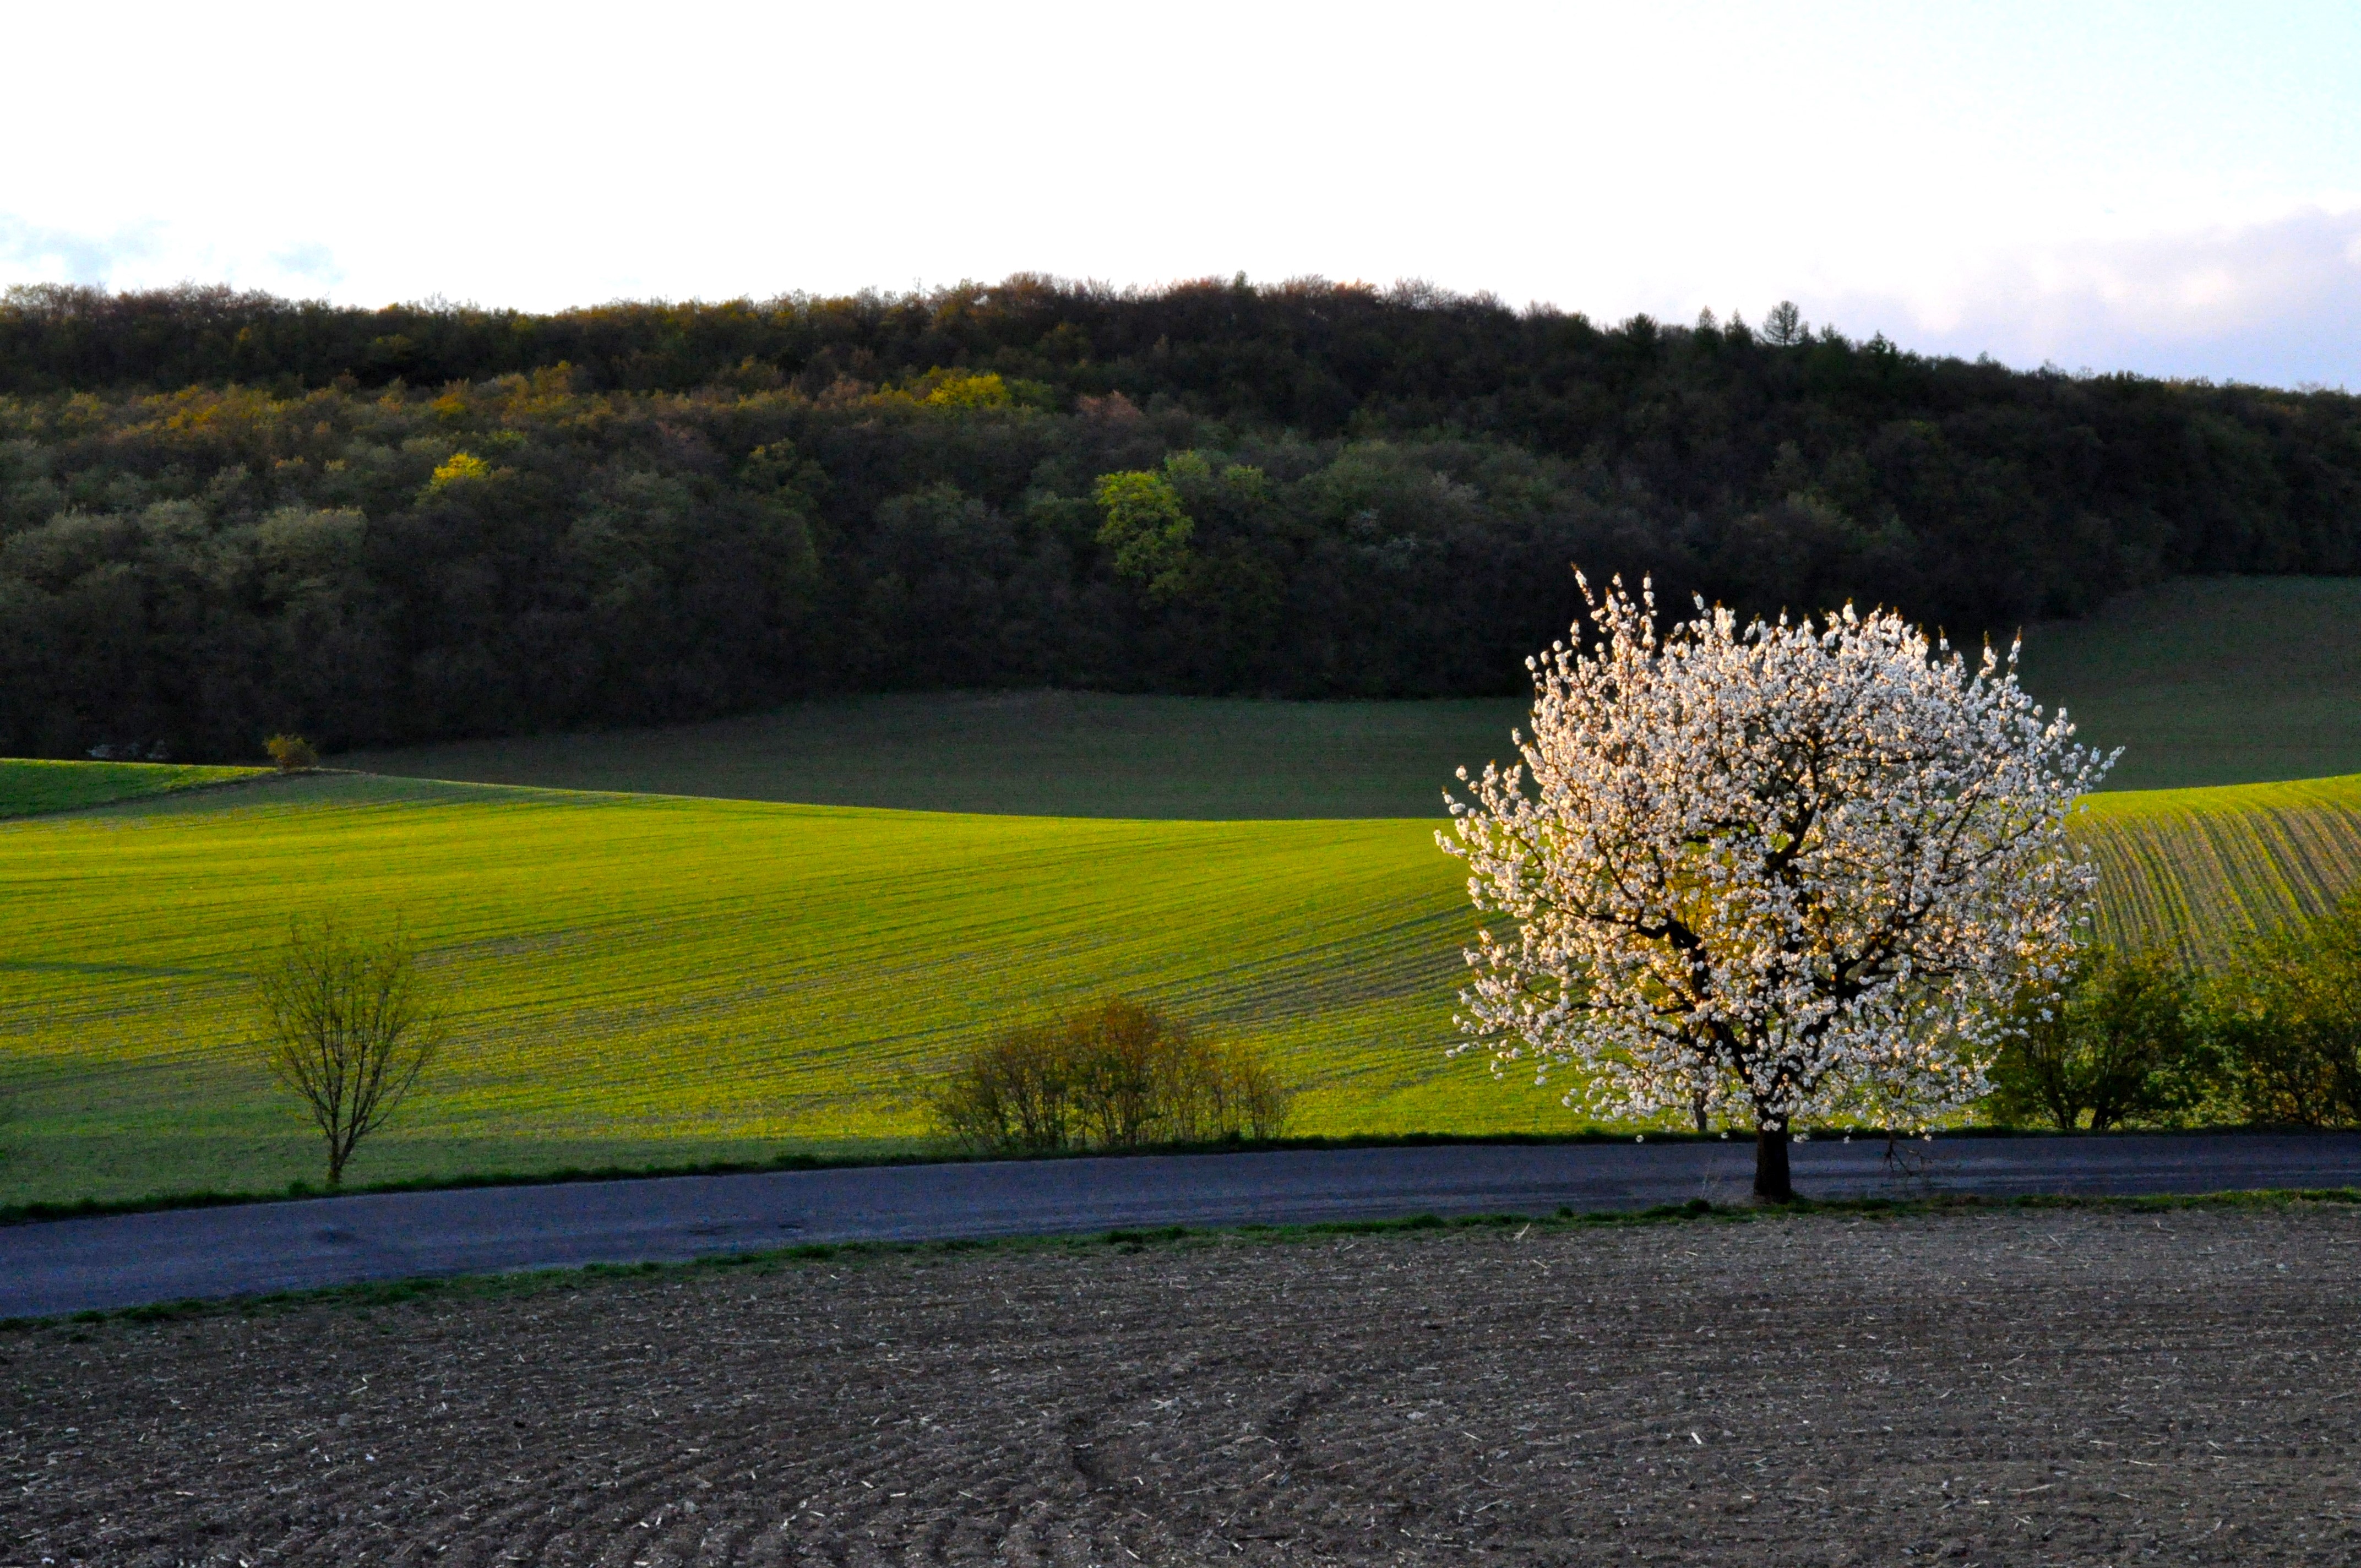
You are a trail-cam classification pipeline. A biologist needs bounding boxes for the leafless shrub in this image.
[928,1021,1073,1155]
[1065,999,1175,1150]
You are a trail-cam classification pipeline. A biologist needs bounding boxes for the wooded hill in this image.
[2,278,2356,761]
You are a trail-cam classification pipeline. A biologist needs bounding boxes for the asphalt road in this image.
[6,1131,2360,1320]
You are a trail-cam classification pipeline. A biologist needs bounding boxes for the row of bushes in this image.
[932,885,2361,1161]
[1989,890,2361,1130]
[930,998,1296,1155]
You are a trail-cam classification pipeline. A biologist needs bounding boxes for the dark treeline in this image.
[2,277,2357,762]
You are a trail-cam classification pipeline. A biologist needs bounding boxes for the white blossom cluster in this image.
[1440,575,2113,1134]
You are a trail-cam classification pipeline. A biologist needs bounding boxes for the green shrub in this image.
[1988,946,2208,1130]
[931,998,1294,1155]
[2204,890,2361,1127]
[263,733,318,772]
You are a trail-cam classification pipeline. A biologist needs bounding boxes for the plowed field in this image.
[6,1204,2357,1565]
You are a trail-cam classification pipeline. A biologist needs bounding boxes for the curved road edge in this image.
[7,1131,2361,1320]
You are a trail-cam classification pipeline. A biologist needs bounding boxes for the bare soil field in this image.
[6,1204,2358,1566]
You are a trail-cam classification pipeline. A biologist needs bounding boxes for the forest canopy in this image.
[2,276,2356,762]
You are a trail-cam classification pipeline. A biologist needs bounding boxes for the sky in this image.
[4,1,2357,388]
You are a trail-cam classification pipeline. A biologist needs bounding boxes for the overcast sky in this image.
[4,1,2357,387]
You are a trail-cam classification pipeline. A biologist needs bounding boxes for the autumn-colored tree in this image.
[264,734,318,772]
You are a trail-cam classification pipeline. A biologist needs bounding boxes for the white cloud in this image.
[1794,206,2361,386]
[0,215,160,287]
[4,4,2358,388]
[266,243,345,291]
[0,215,350,304]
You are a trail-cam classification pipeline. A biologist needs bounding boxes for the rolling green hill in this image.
[346,576,2361,813]
[342,693,1527,820]
[2076,774,2361,965]
[4,763,2358,1207]
[0,758,265,819]
[2014,576,2361,791]
[0,775,1494,1206]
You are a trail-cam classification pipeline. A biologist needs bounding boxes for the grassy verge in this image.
[14,1186,2357,1333]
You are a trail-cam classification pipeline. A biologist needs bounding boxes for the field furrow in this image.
[2074,775,2361,963]
[4,769,2359,1206]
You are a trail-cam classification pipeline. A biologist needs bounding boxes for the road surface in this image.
[6,1131,2359,1319]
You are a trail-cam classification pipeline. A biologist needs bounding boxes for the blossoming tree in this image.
[1441,576,2110,1199]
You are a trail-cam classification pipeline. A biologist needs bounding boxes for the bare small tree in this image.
[257,917,443,1187]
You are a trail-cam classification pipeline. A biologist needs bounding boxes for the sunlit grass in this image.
[3,765,2357,1208]
[2074,774,2361,965]
[0,774,1558,1205]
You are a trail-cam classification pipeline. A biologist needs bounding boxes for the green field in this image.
[346,576,2361,811]
[0,775,1502,1206]
[2077,774,2361,965]
[0,758,265,819]
[2014,576,2361,790]
[344,692,1529,820]
[4,761,2359,1208]
[6,578,2358,1206]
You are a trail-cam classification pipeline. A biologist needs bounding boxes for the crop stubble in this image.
[5,1205,2356,1565]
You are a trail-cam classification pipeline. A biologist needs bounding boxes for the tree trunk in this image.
[1754,1126,1792,1202]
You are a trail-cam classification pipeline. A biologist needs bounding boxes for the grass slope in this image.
[0,758,263,819]
[345,576,2361,813]
[0,775,1516,1206]
[2015,575,2361,791]
[342,692,1528,819]
[6,761,2358,1208]
[2075,774,2361,964]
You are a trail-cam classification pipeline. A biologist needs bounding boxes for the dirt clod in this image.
[4,1206,2357,1564]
